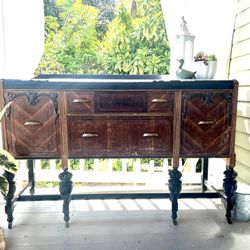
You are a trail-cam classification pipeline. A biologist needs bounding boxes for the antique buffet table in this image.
[0,75,238,227]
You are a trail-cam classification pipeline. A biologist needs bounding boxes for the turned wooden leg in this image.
[59,169,73,228]
[3,171,16,229]
[168,168,182,225]
[27,160,35,195]
[223,167,237,224]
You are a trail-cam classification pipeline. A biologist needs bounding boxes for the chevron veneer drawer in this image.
[3,90,60,158]
[180,91,233,157]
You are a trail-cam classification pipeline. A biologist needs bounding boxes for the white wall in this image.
[161,0,238,79]
[0,0,44,79]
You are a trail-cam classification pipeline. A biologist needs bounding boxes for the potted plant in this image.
[194,51,217,79]
[0,101,18,196]
[0,101,19,247]
[207,54,217,79]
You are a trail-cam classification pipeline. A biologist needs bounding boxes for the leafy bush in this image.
[0,102,19,195]
[36,0,170,75]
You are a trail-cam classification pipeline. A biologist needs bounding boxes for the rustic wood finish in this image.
[68,116,173,158]
[3,90,60,158]
[180,90,233,157]
[0,77,238,225]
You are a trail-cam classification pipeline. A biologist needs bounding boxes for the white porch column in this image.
[0,0,44,79]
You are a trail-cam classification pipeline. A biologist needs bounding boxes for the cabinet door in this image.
[180,91,233,157]
[68,117,172,158]
[4,91,60,158]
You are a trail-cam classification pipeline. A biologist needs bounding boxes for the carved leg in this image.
[3,171,16,229]
[27,160,35,195]
[168,168,182,225]
[59,169,73,228]
[223,167,237,224]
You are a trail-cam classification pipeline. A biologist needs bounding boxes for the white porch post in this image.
[0,0,44,79]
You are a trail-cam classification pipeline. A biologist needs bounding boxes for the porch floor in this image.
[1,198,250,250]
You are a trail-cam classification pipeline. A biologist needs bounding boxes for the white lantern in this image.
[171,16,195,75]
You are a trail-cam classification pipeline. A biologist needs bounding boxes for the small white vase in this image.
[194,61,217,79]
[207,61,217,79]
[194,61,209,79]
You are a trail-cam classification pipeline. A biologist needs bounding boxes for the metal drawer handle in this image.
[24,121,42,126]
[198,120,214,125]
[73,98,91,103]
[81,133,98,138]
[143,133,159,137]
[152,98,168,103]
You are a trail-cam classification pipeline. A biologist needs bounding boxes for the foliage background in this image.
[36,0,170,75]
[36,0,171,173]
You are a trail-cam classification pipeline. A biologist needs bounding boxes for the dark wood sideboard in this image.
[0,76,239,227]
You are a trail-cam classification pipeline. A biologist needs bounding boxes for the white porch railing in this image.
[16,158,202,189]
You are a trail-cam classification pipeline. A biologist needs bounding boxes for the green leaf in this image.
[0,101,12,122]
[0,175,9,195]
[0,149,19,174]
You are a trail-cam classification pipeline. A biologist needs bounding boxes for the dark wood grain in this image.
[68,117,173,158]
[180,91,233,157]
[94,91,147,113]
[4,90,60,158]
[66,91,94,114]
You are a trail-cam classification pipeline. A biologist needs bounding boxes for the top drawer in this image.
[67,91,174,114]
[147,91,174,112]
[66,92,94,114]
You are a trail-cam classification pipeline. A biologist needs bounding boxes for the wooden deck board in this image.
[1,199,250,250]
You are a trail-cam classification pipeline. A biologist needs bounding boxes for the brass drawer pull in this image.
[81,133,98,138]
[73,98,91,103]
[152,98,168,103]
[143,133,159,137]
[24,121,42,126]
[198,120,214,125]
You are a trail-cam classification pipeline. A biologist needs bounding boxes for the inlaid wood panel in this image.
[180,91,233,157]
[4,91,60,158]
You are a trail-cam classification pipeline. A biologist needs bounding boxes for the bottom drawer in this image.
[68,117,173,157]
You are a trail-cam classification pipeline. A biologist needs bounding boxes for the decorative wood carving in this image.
[6,92,59,119]
[182,92,232,122]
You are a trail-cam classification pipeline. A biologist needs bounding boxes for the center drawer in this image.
[68,117,173,158]
[94,91,147,112]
